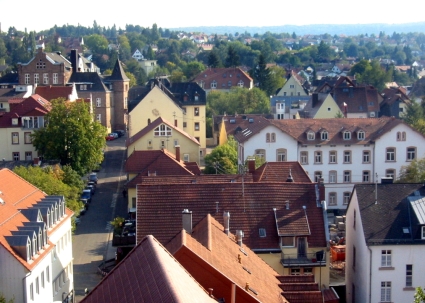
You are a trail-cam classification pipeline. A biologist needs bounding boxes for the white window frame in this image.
[363,171,370,182]
[300,151,308,164]
[406,265,413,287]
[96,98,101,107]
[343,171,351,183]
[343,192,351,204]
[329,170,337,183]
[344,151,351,163]
[343,131,351,140]
[25,73,30,84]
[53,73,58,84]
[96,114,101,122]
[380,281,391,302]
[314,151,322,164]
[43,73,49,84]
[183,154,190,162]
[407,147,416,161]
[329,151,337,164]
[307,131,315,140]
[363,150,370,163]
[154,124,172,136]
[255,149,266,160]
[321,131,328,140]
[276,149,287,162]
[386,148,396,162]
[381,250,392,267]
[34,73,39,84]
[211,80,217,89]
[328,192,337,205]
[357,130,365,140]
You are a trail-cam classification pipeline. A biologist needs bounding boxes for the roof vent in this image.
[229,119,236,124]
[236,230,244,246]
[286,169,294,182]
[223,211,230,235]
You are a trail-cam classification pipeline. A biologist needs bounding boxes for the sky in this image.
[1,0,424,33]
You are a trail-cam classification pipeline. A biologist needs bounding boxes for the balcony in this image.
[112,220,136,247]
[281,251,326,267]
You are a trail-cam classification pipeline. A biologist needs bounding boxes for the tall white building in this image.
[0,169,74,303]
[223,116,425,210]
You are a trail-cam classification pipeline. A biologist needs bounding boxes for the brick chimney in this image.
[70,49,79,74]
[247,158,255,173]
[182,209,192,234]
[175,145,180,162]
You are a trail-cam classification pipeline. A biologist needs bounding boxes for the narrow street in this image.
[72,137,128,302]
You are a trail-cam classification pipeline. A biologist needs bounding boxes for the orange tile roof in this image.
[80,235,216,303]
[0,169,73,271]
[167,215,289,303]
[253,162,312,183]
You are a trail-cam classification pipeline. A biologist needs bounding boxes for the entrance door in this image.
[297,237,306,258]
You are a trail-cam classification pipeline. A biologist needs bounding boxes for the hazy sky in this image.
[1,0,424,32]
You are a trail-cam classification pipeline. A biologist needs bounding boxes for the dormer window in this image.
[343,131,351,140]
[211,80,217,89]
[321,131,328,140]
[357,130,365,140]
[307,131,315,140]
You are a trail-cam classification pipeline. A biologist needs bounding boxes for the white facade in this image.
[345,188,425,303]
[237,121,425,210]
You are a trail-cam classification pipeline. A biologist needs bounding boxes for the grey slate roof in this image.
[353,183,425,246]
[106,59,129,81]
[68,72,109,92]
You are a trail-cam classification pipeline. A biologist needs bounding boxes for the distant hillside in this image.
[170,22,425,36]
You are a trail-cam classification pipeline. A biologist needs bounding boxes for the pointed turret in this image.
[109,59,129,81]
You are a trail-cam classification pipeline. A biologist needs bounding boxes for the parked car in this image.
[87,181,97,189]
[81,190,92,203]
[110,132,119,139]
[114,130,125,137]
[88,173,98,184]
[106,133,115,141]
[85,184,95,195]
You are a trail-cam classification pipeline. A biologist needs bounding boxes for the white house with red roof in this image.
[0,169,74,303]
[0,94,50,162]
[223,116,425,210]
[192,67,253,94]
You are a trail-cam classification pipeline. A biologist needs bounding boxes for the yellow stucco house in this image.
[277,71,309,97]
[128,81,206,153]
[126,117,201,164]
[300,92,343,118]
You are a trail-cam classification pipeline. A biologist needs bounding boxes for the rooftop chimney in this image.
[70,49,79,74]
[223,211,230,236]
[247,158,255,174]
[175,145,181,162]
[312,92,319,108]
[286,169,294,182]
[236,230,244,247]
[182,209,192,234]
[318,177,325,202]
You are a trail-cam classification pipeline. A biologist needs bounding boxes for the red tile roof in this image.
[80,235,216,303]
[0,94,50,128]
[193,67,253,89]
[35,85,74,102]
[270,117,417,145]
[126,117,200,147]
[0,169,73,271]
[167,215,289,303]
[253,161,312,183]
[125,149,200,175]
[137,181,326,251]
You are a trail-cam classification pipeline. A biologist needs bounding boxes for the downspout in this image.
[372,143,376,183]
[23,271,31,303]
[368,246,372,303]
[231,283,236,303]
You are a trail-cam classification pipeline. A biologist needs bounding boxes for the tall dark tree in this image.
[252,54,273,96]
[207,50,221,67]
[225,45,240,68]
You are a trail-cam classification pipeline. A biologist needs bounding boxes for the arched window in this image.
[271,133,276,142]
[154,124,172,136]
[357,130,365,140]
[266,133,270,142]
[396,131,401,141]
[402,132,406,141]
[321,131,328,140]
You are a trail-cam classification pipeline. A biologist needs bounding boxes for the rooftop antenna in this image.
[375,173,378,204]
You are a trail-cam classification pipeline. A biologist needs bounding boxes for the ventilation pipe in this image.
[223,212,230,236]
[236,230,244,246]
[182,209,192,234]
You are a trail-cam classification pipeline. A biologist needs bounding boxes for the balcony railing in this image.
[281,251,326,267]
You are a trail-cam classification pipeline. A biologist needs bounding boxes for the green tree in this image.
[125,71,137,88]
[317,40,332,62]
[183,61,205,79]
[350,60,391,91]
[415,287,425,303]
[399,158,425,183]
[204,136,238,174]
[32,98,106,175]
[84,34,109,55]
[207,87,270,116]
[252,54,273,96]
[268,66,286,95]
[207,50,221,67]
[13,165,82,214]
[225,45,240,67]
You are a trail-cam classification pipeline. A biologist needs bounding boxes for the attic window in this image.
[259,228,266,237]
[343,131,351,140]
[229,119,236,124]
[357,130,365,140]
[307,131,315,140]
[248,118,254,123]
[321,131,328,140]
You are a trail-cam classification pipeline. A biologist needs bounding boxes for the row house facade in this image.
[0,169,74,303]
[223,116,425,210]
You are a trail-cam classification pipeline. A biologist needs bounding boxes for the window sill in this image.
[403,287,415,291]
[379,266,394,270]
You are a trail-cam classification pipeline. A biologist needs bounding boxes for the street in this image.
[72,136,128,302]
